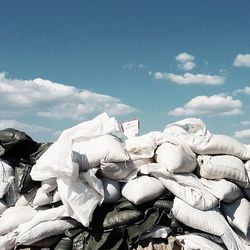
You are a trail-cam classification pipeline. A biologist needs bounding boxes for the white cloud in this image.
[175,53,195,71]
[233,86,250,95]
[241,121,250,126]
[153,72,225,85]
[233,129,250,139]
[168,95,243,116]
[175,53,194,63]
[0,119,59,141]
[0,72,136,120]
[233,54,250,67]
[181,61,196,71]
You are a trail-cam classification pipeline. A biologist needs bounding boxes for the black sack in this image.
[15,161,40,194]
[0,128,38,161]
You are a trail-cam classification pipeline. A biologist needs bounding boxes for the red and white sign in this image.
[120,118,140,138]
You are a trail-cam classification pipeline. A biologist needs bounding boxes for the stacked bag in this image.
[0,113,249,250]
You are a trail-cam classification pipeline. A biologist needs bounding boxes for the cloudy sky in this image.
[0,0,250,143]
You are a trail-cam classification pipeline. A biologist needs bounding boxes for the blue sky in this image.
[0,0,250,143]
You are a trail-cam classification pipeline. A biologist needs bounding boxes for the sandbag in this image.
[0,128,38,160]
[14,161,40,194]
[31,112,120,181]
[176,233,226,250]
[154,140,197,173]
[0,206,38,235]
[172,197,245,250]
[200,178,243,203]
[99,157,153,181]
[16,218,79,245]
[102,177,121,203]
[71,134,129,171]
[140,164,218,210]
[220,198,250,236]
[15,187,38,206]
[32,187,61,206]
[121,175,166,205]
[124,131,167,160]
[197,155,249,188]
[164,118,250,160]
[0,232,17,250]
[41,177,57,193]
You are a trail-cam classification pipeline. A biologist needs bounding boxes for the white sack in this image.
[57,169,104,227]
[17,205,66,234]
[154,139,197,173]
[176,233,226,250]
[172,197,245,250]
[30,113,120,228]
[0,199,7,215]
[0,206,38,236]
[17,219,78,245]
[32,187,61,206]
[72,134,129,171]
[140,163,218,210]
[220,198,250,236]
[200,178,243,203]
[102,177,121,203]
[0,232,17,250]
[41,177,57,193]
[124,131,169,160]
[197,155,249,188]
[99,157,153,181]
[15,187,38,206]
[0,160,14,198]
[31,112,120,181]
[121,175,166,205]
[164,118,250,160]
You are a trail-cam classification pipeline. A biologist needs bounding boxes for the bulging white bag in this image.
[176,233,226,250]
[41,177,57,193]
[0,206,38,235]
[16,219,78,245]
[197,155,249,188]
[164,118,250,160]
[99,157,153,181]
[172,197,245,250]
[140,163,218,210]
[72,134,129,171]
[121,175,166,205]
[220,198,250,236]
[154,140,197,173]
[200,178,243,203]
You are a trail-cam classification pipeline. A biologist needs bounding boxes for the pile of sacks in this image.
[0,112,249,250]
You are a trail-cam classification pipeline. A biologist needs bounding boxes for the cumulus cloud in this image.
[168,95,243,116]
[0,72,136,120]
[233,54,250,67]
[175,53,194,63]
[233,129,250,139]
[175,53,196,71]
[153,72,225,85]
[233,86,250,95]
